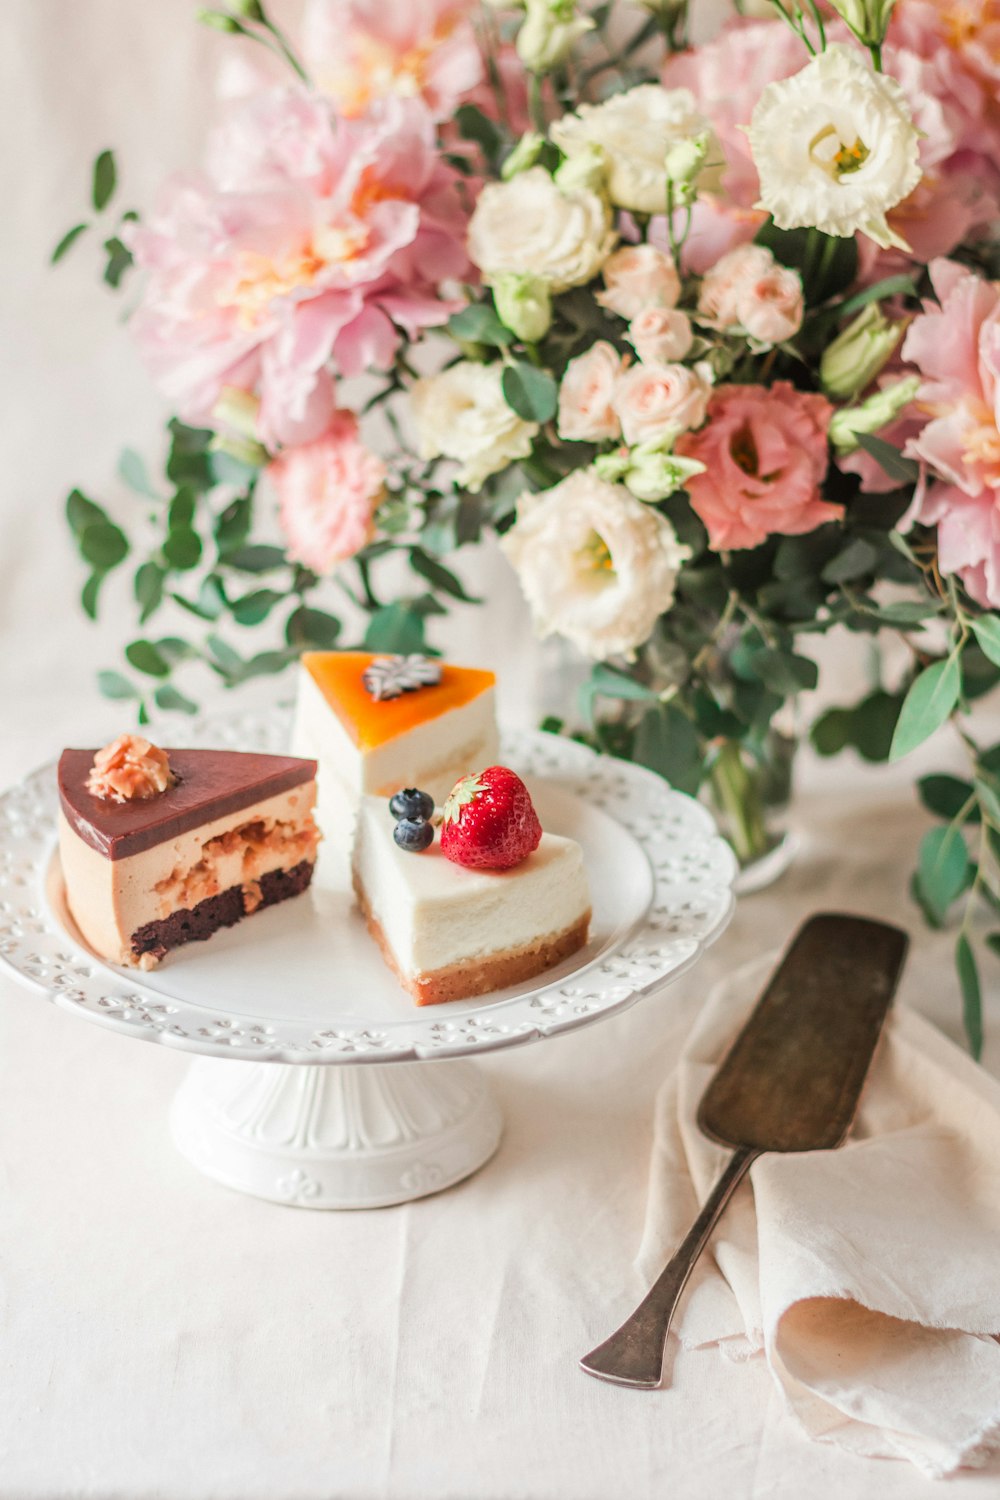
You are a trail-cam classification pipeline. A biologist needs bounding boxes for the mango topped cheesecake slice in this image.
[58,735,319,967]
[291,650,499,804]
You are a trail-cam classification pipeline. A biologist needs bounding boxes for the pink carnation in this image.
[676,383,839,551]
[302,0,483,122]
[128,89,471,448]
[901,258,1000,607]
[270,411,386,572]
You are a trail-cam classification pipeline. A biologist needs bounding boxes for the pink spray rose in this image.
[698,244,803,344]
[128,89,471,448]
[627,307,693,365]
[614,362,711,446]
[676,383,839,551]
[557,342,624,443]
[270,412,386,572]
[900,258,1000,608]
[596,245,681,321]
[302,0,483,122]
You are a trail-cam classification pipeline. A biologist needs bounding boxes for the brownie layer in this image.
[59,748,317,860]
[131,859,314,962]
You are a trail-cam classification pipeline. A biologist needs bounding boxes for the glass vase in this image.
[706,729,799,893]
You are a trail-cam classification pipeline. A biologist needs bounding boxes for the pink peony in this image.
[128,89,471,447]
[900,258,1000,607]
[676,383,839,551]
[269,411,386,571]
[302,0,483,122]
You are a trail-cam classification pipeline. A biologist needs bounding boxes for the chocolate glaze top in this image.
[58,748,317,861]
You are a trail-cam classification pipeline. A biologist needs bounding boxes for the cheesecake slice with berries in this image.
[291,650,499,806]
[351,768,591,1005]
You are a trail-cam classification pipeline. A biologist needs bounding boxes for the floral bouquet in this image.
[57,0,1000,1049]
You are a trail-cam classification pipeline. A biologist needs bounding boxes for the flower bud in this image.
[829,375,920,452]
[624,443,705,503]
[554,142,608,195]
[827,0,898,45]
[593,448,632,484]
[821,303,905,401]
[493,273,553,343]
[229,0,265,18]
[516,0,594,73]
[196,9,242,31]
[213,385,262,440]
[502,131,546,180]
[665,132,709,189]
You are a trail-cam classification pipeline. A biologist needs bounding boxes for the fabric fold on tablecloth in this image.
[636,954,1000,1479]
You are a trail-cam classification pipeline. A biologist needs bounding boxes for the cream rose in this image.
[500,469,691,660]
[557,341,623,442]
[748,43,922,251]
[627,307,693,364]
[467,166,616,293]
[596,244,681,320]
[551,84,722,215]
[614,361,712,446]
[410,362,538,492]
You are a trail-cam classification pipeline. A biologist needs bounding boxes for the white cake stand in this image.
[0,715,736,1209]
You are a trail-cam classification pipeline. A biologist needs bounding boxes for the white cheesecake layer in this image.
[291,664,500,806]
[59,782,318,967]
[352,796,590,977]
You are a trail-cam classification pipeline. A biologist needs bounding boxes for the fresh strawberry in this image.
[440,766,543,870]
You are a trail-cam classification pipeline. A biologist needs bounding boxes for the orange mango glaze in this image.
[302,652,495,750]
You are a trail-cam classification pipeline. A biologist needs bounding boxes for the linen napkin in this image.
[637,954,1000,1479]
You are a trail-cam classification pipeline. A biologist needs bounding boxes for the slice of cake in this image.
[352,768,591,1005]
[58,734,320,968]
[291,650,499,805]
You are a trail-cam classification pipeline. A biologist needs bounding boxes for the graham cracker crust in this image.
[352,868,590,1005]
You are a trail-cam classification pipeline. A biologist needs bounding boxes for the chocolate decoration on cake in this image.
[58,748,317,860]
[362,654,443,702]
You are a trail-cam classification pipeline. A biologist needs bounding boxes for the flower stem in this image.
[710,740,772,866]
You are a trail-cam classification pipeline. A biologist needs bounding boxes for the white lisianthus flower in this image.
[748,44,922,251]
[551,85,723,215]
[410,362,538,492]
[500,469,691,660]
[468,167,616,293]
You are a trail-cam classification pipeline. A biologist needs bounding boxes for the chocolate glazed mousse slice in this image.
[58,735,320,967]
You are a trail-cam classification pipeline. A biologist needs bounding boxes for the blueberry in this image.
[393,817,434,853]
[389,787,434,821]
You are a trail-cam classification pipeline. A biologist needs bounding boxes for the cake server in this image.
[579,911,908,1389]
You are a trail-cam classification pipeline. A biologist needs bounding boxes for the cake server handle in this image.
[578,1144,758,1388]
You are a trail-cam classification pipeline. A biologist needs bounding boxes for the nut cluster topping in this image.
[86,734,175,803]
[362,654,442,702]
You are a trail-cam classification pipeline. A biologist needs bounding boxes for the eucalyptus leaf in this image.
[285,605,342,649]
[821,537,879,584]
[856,433,920,485]
[205,634,245,675]
[409,547,481,603]
[222,543,286,573]
[588,664,659,702]
[125,639,170,678]
[96,669,138,701]
[103,235,133,288]
[80,521,129,570]
[214,496,253,553]
[916,824,969,925]
[231,588,284,626]
[51,222,88,264]
[956,932,983,1060]
[970,615,1000,668]
[134,561,166,624]
[66,489,106,537]
[168,487,197,530]
[501,362,557,424]
[918,774,977,822]
[92,149,116,211]
[447,303,513,347]
[633,705,702,796]
[154,684,199,716]
[889,654,961,761]
[750,648,818,696]
[163,527,202,571]
[364,602,428,654]
[118,448,158,499]
[81,571,103,621]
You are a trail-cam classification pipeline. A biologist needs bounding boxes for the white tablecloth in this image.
[5,4,1000,1495]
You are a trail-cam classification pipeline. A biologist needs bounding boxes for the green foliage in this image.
[501,362,558,423]
[92,150,117,211]
[812,690,902,762]
[755,223,858,305]
[890,655,962,761]
[956,932,983,1059]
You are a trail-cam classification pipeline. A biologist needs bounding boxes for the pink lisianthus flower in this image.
[128,89,471,447]
[269,411,386,572]
[900,258,1000,607]
[302,0,483,122]
[676,383,839,551]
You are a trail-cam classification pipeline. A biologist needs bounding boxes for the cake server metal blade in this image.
[579,912,909,1388]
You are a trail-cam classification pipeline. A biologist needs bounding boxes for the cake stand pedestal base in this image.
[170,1056,504,1209]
